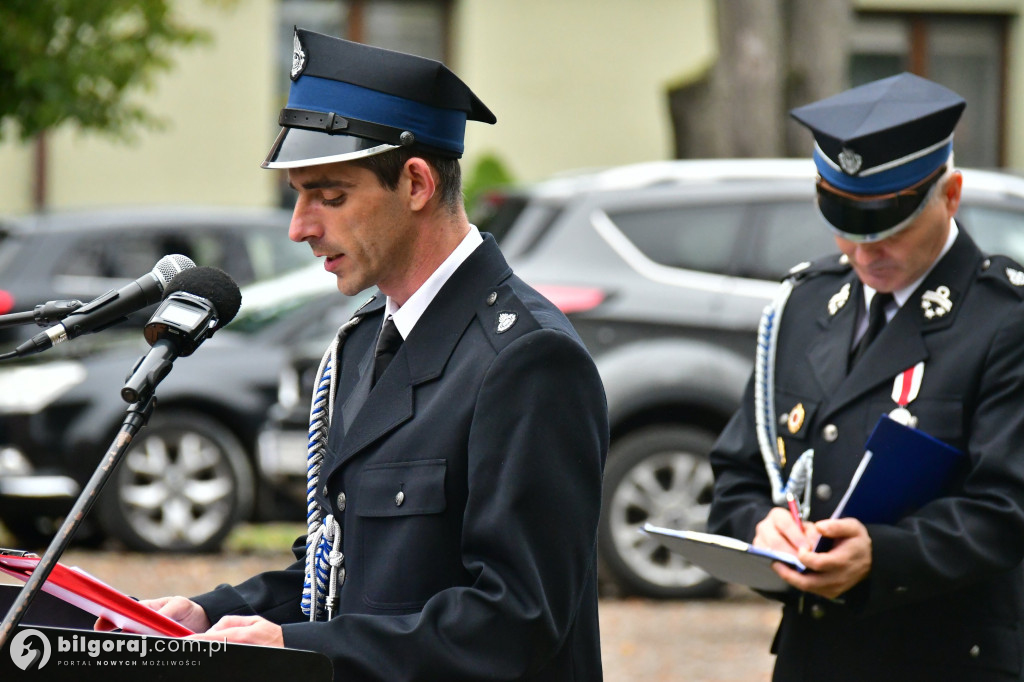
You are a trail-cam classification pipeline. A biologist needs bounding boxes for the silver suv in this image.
[479,158,1024,598]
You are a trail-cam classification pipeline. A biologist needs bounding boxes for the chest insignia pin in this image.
[496,312,517,334]
[827,283,851,316]
[921,286,953,320]
[787,403,805,435]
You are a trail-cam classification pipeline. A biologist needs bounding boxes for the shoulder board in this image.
[979,255,1024,298]
[784,253,851,283]
[478,283,541,352]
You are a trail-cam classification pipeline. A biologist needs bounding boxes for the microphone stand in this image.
[0,300,83,330]
[0,394,157,651]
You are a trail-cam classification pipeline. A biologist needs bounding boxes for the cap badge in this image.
[496,312,517,334]
[1006,267,1024,286]
[921,285,953,320]
[827,282,851,316]
[838,148,863,175]
[291,30,307,81]
[787,403,806,435]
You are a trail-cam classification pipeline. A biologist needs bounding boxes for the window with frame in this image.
[851,12,1008,168]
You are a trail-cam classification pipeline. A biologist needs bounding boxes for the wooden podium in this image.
[0,585,333,680]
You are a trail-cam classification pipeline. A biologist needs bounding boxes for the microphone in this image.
[13,254,196,357]
[121,267,241,403]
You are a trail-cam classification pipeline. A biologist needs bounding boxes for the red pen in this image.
[786,490,805,533]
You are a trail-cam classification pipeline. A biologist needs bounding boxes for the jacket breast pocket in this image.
[355,459,451,610]
[356,459,448,517]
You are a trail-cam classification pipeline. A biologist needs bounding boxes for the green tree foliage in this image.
[0,0,207,141]
[464,152,515,217]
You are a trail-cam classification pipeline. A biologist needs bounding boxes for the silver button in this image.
[336,491,346,511]
[778,413,790,427]
[338,567,346,586]
[810,603,825,619]
[969,644,981,658]
[815,484,832,501]
[822,424,839,442]
[981,259,992,271]
[395,490,405,506]
[323,484,329,497]
[486,292,497,306]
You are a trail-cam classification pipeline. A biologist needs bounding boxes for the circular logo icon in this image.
[10,628,51,670]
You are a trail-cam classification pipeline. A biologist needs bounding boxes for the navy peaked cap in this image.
[790,72,965,242]
[263,28,495,169]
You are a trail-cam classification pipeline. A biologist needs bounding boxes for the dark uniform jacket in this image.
[708,229,1024,681]
[194,235,609,681]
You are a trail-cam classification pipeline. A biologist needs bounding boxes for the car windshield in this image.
[226,264,339,335]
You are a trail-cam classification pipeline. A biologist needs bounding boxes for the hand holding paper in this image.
[777,517,873,600]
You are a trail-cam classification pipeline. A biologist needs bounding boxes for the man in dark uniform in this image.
[139,29,608,681]
[708,72,1024,681]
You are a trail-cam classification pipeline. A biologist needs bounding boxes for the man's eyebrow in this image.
[288,177,356,191]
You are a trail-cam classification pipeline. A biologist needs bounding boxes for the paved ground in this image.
[3,547,781,681]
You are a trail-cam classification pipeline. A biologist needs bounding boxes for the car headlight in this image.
[0,361,87,413]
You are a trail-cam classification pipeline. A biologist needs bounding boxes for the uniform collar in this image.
[385,225,483,338]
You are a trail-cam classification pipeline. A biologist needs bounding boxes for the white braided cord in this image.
[754,279,814,516]
[302,316,360,620]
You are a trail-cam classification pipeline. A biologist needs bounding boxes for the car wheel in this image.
[598,424,724,599]
[96,410,255,552]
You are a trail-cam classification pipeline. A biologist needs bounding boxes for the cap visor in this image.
[262,127,397,169]
[816,189,928,243]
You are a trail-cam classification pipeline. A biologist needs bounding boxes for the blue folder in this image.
[830,414,965,525]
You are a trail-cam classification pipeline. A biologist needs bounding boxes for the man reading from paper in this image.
[108,29,608,682]
[709,73,1024,681]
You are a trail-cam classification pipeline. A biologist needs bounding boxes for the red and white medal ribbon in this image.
[890,361,924,426]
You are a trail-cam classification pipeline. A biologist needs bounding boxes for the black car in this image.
[0,264,355,552]
[0,206,309,341]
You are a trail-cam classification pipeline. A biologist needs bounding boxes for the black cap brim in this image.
[815,166,945,242]
[261,127,397,169]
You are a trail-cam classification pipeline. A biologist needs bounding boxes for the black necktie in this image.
[849,292,893,370]
[373,316,403,385]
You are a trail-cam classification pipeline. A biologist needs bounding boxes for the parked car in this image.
[0,206,310,342]
[487,158,1024,598]
[239,158,1024,598]
[0,263,356,552]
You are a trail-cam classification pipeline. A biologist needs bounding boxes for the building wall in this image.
[0,0,1021,214]
[453,0,716,183]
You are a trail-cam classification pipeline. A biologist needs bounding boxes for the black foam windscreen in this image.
[161,266,242,328]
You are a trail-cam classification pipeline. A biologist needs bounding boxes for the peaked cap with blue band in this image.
[790,72,965,242]
[263,28,496,169]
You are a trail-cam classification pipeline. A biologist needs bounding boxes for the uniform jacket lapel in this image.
[332,235,512,469]
[807,272,860,397]
[821,228,980,420]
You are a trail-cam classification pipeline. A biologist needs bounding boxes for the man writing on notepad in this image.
[709,73,1024,681]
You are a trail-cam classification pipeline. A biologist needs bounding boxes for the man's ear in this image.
[404,157,437,211]
[944,170,963,216]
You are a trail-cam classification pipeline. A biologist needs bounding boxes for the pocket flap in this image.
[356,459,447,517]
